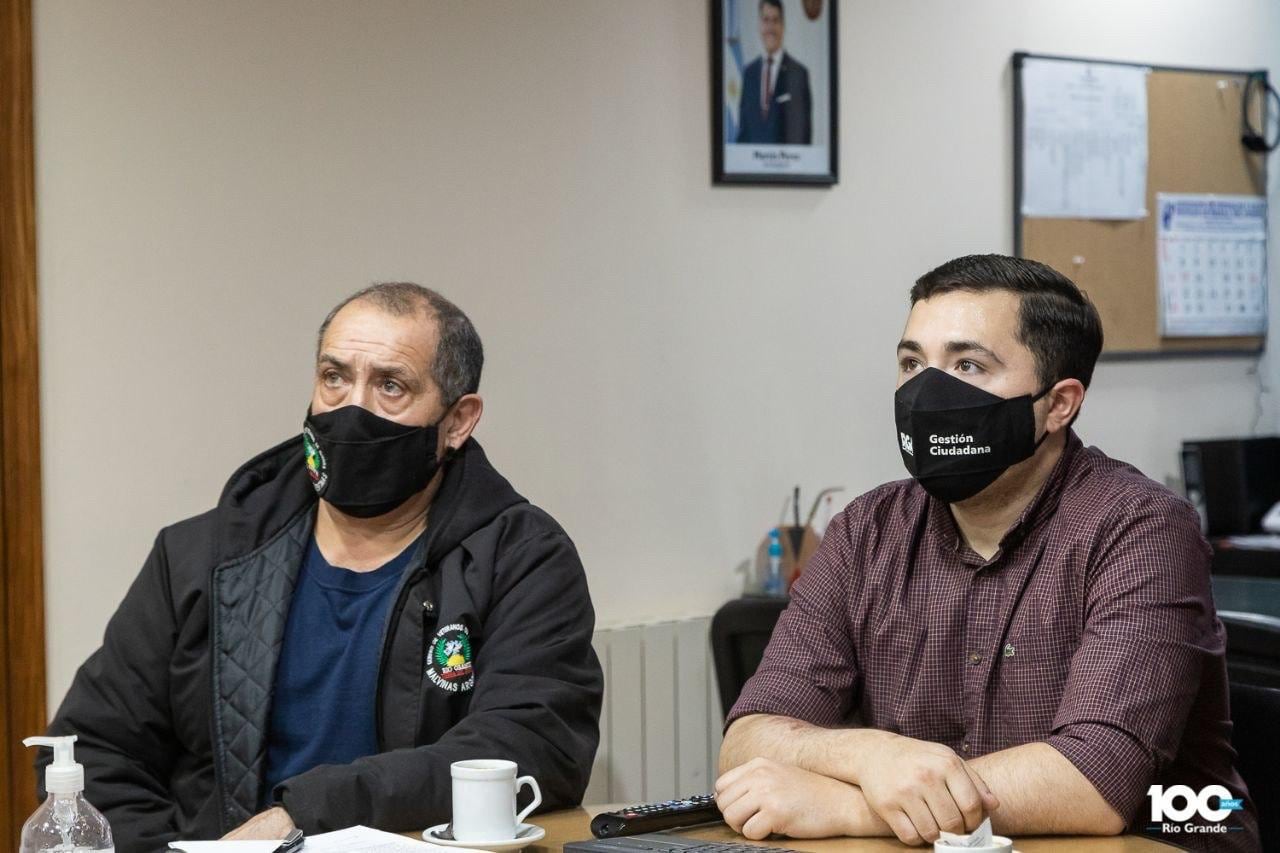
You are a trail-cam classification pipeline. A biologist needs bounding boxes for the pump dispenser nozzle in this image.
[23,735,84,794]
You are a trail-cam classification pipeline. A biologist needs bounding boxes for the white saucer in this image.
[423,822,546,851]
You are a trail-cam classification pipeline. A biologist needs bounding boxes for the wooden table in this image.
[497,807,1175,853]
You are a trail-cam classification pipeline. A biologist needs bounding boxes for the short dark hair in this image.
[759,0,783,20]
[317,282,484,405]
[909,254,1104,390]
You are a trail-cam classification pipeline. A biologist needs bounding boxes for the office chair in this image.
[1219,610,1280,689]
[710,596,788,719]
[1230,681,1280,852]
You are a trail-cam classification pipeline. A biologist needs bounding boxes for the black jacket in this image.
[40,436,603,852]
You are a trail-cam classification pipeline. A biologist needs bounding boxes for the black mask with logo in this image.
[303,404,448,518]
[894,367,1051,504]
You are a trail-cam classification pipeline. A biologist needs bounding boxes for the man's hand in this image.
[221,806,296,840]
[849,730,999,845]
[714,757,873,840]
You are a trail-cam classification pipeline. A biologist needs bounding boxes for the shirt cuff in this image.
[726,671,847,730]
[1044,722,1154,822]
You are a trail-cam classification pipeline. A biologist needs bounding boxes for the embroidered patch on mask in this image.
[426,622,475,693]
[302,425,327,492]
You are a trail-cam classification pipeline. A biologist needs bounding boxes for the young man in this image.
[716,255,1259,852]
[41,283,603,851]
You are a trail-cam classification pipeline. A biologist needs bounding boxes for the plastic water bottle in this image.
[764,528,784,596]
[20,736,114,853]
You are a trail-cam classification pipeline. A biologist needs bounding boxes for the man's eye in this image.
[899,358,920,372]
[957,360,982,374]
[381,380,404,396]
[322,371,343,387]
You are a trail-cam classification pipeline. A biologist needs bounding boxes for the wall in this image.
[35,0,1280,710]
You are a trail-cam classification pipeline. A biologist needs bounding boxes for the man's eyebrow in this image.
[896,339,924,354]
[372,363,415,381]
[318,354,415,376]
[945,340,1006,366]
[368,362,425,391]
[317,353,347,370]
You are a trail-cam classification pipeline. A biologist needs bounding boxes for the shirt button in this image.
[962,742,971,753]
[968,652,982,664]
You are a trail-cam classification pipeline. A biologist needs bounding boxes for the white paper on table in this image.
[1157,193,1269,337]
[170,826,451,853]
[294,826,451,852]
[1020,58,1150,219]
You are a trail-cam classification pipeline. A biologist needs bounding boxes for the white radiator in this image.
[583,617,724,806]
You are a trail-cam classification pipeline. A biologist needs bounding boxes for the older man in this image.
[41,283,603,851]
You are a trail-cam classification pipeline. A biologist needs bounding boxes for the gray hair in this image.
[316,282,484,405]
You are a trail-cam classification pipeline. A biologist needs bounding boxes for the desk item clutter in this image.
[746,486,841,596]
[751,524,817,596]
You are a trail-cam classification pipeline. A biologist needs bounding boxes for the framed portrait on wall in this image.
[712,0,838,185]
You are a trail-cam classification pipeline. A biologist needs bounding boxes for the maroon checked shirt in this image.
[729,432,1259,852]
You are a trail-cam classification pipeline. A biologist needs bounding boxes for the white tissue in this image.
[937,817,993,847]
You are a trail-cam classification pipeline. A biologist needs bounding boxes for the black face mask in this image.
[894,367,1050,504]
[303,405,447,518]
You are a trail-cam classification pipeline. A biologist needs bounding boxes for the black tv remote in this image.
[590,795,723,838]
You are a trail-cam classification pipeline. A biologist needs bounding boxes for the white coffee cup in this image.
[450,759,542,842]
[934,837,1015,853]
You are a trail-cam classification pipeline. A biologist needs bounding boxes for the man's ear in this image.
[1044,379,1085,433]
[442,394,484,452]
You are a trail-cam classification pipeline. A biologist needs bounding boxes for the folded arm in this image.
[968,742,1123,835]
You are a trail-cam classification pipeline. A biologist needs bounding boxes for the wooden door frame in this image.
[0,0,46,845]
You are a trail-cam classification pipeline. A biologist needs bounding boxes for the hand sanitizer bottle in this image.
[20,736,114,853]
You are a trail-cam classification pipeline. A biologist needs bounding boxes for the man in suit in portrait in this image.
[736,0,812,145]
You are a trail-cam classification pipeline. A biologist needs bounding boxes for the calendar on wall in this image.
[1157,193,1268,337]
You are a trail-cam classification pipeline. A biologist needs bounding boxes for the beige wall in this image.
[36,0,1280,711]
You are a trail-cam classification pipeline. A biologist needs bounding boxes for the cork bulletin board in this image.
[1013,52,1269,357]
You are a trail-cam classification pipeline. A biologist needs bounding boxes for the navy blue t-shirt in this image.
[263,534,420,798]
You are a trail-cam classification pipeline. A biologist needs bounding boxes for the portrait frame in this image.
[711,0,839,186]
